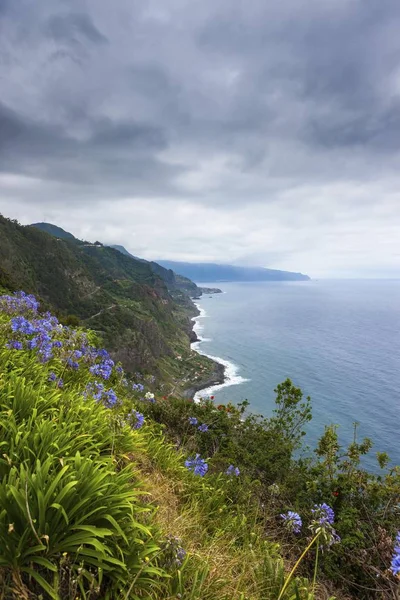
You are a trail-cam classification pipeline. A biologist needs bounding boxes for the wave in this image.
[191,303,249,401]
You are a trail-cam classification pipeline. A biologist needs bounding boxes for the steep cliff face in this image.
[0,215,200,379]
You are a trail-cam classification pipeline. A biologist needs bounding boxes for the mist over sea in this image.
[192,280,400,469]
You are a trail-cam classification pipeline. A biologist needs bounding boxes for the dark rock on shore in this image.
[189,329,199,343]
[182,360,225,399]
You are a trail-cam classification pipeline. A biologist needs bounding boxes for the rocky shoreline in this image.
[182,360,225,399]
[182,294,226,399]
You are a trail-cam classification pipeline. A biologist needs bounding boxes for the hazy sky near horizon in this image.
[1,0,400,277]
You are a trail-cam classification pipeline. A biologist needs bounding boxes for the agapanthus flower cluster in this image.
[6,311,62,362]
[311,503,335,526]
[129,409,145,430]
[89,349,114,380]
[309,503,340,547]
[48,372,63,388]
[160,536,187,569]
[6,340,23,350]
[226,465,240,477]
[0,291,39,315]
[390,531,400,577]
[2,294,124,386]
[185,454,208,477]
[85,381,118,406]
[105,388,118,406]
[133,383,145,393]
[281,511,302,534]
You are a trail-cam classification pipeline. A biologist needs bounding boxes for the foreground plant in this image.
[278,503,340,600]
[0,292,165,598]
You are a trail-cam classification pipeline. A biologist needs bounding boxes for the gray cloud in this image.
[46,13,108,46]
[0,0,400,276]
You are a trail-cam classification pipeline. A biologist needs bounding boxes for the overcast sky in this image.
[1,0,400,277]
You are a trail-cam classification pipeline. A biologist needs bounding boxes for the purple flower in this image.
[105,388,118,406]
[67,358,79,370]
[311,503,335,526]
[188,416,198,425]
[48,372,63,388]
[130,410,145,429]
[11,316,36,335]
[310,503,340,548]
[6,340,23,350]
[390,532,400,577]
[226,465,240,477]
[85,381,105,401]
[198,423,209,433]
[0,291,39,315]
[185,454,208,477]
[176,546,186,566]
[281,511,302,534]
[133,383,145,392]
[90,357,114,380]
[27,337,38,349]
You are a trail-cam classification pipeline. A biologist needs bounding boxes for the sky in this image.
[1,0,400,278]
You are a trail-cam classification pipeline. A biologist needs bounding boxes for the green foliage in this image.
[271,380,312,450]
[136,386,400,598]
[0,325,165,597]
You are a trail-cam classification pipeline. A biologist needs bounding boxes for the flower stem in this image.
[313,537,320,593]
[277,533,321,600]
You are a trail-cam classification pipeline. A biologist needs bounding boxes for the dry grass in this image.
[140,462,277,600]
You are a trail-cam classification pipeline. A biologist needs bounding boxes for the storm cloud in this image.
[1,0,400,276]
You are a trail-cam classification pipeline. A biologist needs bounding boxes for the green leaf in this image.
[21,567,59,600]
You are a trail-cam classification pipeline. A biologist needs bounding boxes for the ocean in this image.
[191,280,400,470]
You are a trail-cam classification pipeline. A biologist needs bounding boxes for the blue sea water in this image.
[192,280,400,469]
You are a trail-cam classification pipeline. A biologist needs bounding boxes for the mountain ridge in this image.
[156,260,310,282]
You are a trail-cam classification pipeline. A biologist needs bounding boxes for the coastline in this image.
[185,299,248,401]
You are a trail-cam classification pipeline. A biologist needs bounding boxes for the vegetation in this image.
[0,215,218,393]
[0,290,399,600]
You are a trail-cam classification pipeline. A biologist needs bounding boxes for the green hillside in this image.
[0,290,398,599]
[32,223,202,306]
[30,222,77,241]
[0,215,217,392]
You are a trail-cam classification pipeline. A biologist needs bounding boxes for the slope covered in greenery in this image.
[31,223,201,302]
[0,290,398,599]
[0,215,217,393]
[30,223,77,241]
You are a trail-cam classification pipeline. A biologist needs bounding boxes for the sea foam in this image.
[191,303,248,401]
